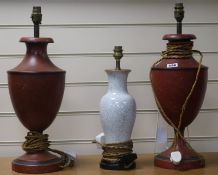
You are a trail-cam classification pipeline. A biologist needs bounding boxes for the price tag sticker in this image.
[167,63,178,68]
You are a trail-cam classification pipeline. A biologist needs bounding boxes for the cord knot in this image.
[22,131,74,168]
[23,131,49,153]
[102,140,133,161]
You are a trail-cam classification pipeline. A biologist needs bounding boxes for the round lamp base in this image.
[154,154,205,170]
[154,141,205,170]
[12,151,64,174]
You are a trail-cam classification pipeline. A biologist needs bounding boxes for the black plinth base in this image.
[100,153,137,170]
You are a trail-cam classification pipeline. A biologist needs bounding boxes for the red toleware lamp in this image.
[7,7,73,173]
[150,3,208,170]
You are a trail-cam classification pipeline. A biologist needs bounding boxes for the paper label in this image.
[156,127,167,144]
[167,63,178,68]
[95,133,105,149]
[65,150,77,161]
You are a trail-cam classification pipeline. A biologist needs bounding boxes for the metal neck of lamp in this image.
[113,46,123,70]
[31,6,42,37]
[174,3,184,34]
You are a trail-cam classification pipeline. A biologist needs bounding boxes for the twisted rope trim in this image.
[101,140,133,162]
[23,131,50,153]
[162,41,193,58]
[22,131,74,168]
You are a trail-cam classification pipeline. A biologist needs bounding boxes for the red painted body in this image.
[8,37,65,173]
[151,34,208,170]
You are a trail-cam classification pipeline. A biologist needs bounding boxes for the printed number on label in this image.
[167,63,178,68]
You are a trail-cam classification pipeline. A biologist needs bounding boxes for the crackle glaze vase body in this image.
[100,70,136,144]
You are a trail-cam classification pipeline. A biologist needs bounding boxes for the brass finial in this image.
[174,3,184,34]
[113,46,123,70]
[31,6,42,37]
